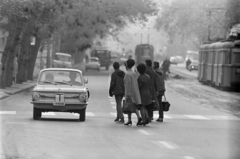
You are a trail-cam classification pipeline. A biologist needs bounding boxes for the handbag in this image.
[162,95,170,111]
[122,97,135,114]
[145,100,158,111]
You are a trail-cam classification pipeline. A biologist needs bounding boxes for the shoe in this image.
[114,118,119,122]
[141,121,147,126]
[124,121,132,126]
[145,118,150,124]
[156,118,163,122]
[136,118,142,126]
[118,118,124,124]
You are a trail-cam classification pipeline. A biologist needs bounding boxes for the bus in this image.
[90,49,111,70]
[135,44,154,65]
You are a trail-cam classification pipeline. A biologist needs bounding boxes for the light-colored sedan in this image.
[86,57,100,71]
[31,68,89,121]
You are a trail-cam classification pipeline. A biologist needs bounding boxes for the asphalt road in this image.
[0,67,240,159]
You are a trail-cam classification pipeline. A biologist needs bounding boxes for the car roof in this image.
[40,68,82,74]
[55,52,71,57]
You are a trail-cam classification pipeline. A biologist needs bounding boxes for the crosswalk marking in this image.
[110,102,116,105]
[0,111,16,115]
[138,129,151,135]
[184,156,195,159]
[158,141,177,149]
[185,115,210,120]
[110,112,128,118]
[73,112,95,117]
[153,113,172,119]
[42,112,55,116]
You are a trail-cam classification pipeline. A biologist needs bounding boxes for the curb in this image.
[0,84,36,101]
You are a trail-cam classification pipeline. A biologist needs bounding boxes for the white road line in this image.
[4,122,28,125]
[42,112,55,116]
[138,129,151,135]
[110,112,128,118]
[112,106,115,109]
[158,141,176,149]
[185,115,210,120]
[184,156,195,159]
[73,112,95,116]
[0,111,16,115]
[110,102,116,105]
[153,114,172,119]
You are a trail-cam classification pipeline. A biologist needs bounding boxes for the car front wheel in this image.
[33,107,41,120]
[79,108,86,122]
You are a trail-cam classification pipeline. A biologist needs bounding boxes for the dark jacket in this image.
[138,74,152,105]
[155,68,165,95]
[145,66,157,101]
[109,69,125,95]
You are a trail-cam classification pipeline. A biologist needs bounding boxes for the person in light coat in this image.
[124,59,142,126]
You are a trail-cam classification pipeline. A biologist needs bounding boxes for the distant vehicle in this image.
[31,68,89,121]
[185,51,199,61]
[53,52,72,68]
[188,60,198,71]
[110,55,126,65]
[86,57,100,71]
[135,44,154,65]
[90,50,111,70]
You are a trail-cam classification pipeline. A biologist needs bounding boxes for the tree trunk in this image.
[0,27,21,88]
[27,37,41,80]
[17,33,31,84]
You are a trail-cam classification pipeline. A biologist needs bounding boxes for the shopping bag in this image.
[145,100,158,111]
[122,98,135,114]
[162,95,170,111]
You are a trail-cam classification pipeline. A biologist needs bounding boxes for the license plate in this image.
[53,94,65,106]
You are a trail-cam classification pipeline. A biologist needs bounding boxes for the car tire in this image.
[33,107,41,120]
[79,108,86,122]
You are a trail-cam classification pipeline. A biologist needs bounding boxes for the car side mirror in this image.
[84,78,88,84]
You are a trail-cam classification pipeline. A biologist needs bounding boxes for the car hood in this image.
[33,85,87,93]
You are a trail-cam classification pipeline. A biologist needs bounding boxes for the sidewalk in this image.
[0,80,36,100]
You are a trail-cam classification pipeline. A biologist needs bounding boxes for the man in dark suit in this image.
[145,59,157,121]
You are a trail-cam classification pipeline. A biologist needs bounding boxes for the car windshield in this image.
[90,58,99,62]
[54,54,71,62]
[38,70,83,86]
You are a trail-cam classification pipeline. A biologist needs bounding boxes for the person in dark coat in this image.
[162,58,171,80]
[154,61,166,122]
[186,59,191,69]
[145,59,158,121]
[137,63,151,126]
[109,62,125,123]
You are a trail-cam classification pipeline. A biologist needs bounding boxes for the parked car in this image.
[53,52,72,68]
[188,60,199,71]
[31,68,89,121]
[86,57,100,71]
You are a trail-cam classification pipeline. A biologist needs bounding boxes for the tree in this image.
[155,0,229,47]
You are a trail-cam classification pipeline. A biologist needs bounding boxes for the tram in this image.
[198,39,240,91]
[135,44,154,65]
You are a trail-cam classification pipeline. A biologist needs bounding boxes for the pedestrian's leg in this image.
[114,95,119,122]
[140,106,145,122]
[156,95,163,122]
[116,95,124,123]
[124,113,132,126]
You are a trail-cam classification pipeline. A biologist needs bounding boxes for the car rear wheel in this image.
[79,108,86,121]
[33,107,41,120]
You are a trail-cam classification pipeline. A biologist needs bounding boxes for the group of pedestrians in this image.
[109,58,166,126]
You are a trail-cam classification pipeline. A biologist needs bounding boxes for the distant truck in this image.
[52,52,72,68]
[135,44,154,65]
[90,49,111,70]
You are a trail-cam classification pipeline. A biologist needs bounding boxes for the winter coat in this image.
[109,69,125,95]
[124,69,141,105]
[155,68,165,95]
[145,66,157,101]
[138,74,152,105]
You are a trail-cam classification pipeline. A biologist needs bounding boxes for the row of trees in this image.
[0,0,157,88]
[155,0,240,50]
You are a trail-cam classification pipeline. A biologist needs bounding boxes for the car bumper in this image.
[31,101,87,111]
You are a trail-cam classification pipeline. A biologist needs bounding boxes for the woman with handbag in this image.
[137,63,152,126]
[124,59,142,126]
[154,61,166,122]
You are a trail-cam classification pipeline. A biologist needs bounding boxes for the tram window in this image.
[234,53,240,64]
[224,51,231,64]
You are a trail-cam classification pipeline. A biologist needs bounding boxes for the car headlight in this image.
[32,92,40,100]
[79,93,87,102]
